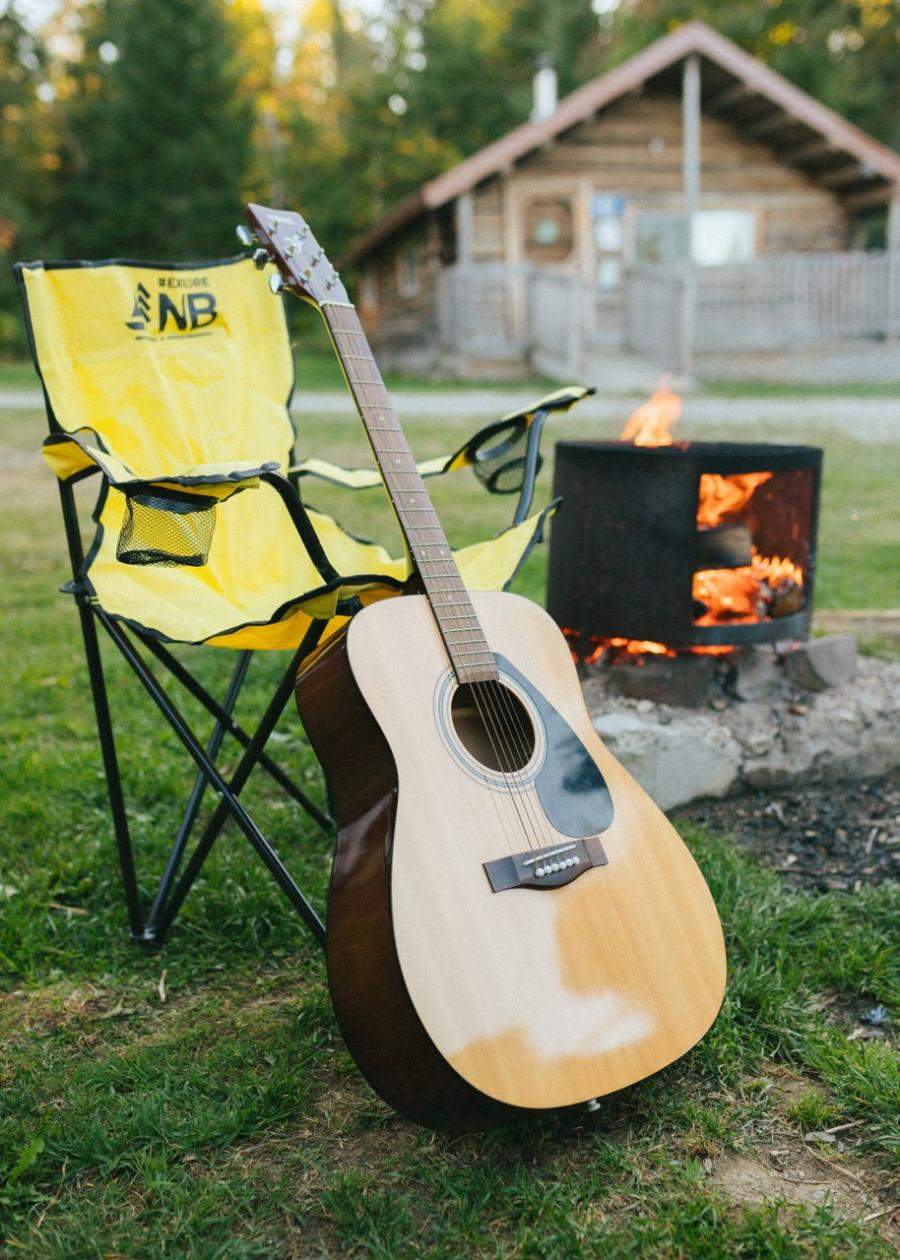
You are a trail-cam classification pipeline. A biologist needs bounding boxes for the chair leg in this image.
[136,633,332,832]
[74,594,146,940]
[96,611,327,947]
[144,650,252,933]
[58,477,145,939]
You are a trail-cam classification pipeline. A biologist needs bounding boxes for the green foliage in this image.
[50,0,255,260]
[0,0,46,353]
[610,0,900,150]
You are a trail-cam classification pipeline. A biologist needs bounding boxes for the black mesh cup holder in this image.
[116,486,217,567]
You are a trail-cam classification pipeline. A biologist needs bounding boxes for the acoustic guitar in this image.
[244,203,726,1128]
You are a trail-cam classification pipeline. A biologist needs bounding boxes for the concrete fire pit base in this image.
[584,647,900,812]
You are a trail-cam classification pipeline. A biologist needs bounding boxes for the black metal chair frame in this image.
[47,393,555,954]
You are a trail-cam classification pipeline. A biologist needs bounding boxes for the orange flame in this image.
[619,380,682,446]
[696,471,772,529]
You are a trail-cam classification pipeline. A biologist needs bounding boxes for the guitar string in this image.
[334,317,543,853]
[344,325,555,856]
[476,672,555,851]
[326,312,539,855]
[330,309,551,855]
[267,227,552,856]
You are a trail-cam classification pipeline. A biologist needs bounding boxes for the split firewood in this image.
[770,579,804,618]
[695,524,753,569]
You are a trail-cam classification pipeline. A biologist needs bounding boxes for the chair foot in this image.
[131,925,163,950]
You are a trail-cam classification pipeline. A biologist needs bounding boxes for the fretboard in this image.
[322,302,498,685]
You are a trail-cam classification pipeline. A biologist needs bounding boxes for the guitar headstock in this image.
[242,203,350,308]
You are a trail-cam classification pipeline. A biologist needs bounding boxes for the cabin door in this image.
[591,192,628,349]
[507,181,583,350]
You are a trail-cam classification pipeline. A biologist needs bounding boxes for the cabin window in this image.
[592,192,626,289]
[524,198,574,263]
[398,244,420,297]
[634,214,689,265]
[691,210,756,265]
[634,210,756,266]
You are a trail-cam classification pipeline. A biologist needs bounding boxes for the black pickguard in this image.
[496,655,614,839]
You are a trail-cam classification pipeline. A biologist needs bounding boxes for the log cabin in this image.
[338,21,900,380]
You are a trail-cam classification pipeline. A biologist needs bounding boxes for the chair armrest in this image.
[288,453,448,490]
[42,430,280,570]
[41,429,277,500]
[289,385,594,520]
[449,385,595,524]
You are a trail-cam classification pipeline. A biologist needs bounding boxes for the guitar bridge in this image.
[483,837,608,893]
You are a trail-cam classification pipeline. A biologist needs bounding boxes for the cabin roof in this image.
[341,20,900,267]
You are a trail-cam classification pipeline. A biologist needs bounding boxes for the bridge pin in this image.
[535,867,545,877]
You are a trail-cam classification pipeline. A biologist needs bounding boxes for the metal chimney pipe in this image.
[531,54,558,122]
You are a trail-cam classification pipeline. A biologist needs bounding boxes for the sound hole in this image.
[450,681,535,773]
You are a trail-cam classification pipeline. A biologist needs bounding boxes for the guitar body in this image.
[297,591,726,1128]
[247,201,725,1128]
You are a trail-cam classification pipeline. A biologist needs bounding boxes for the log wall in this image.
[360,85,857,370]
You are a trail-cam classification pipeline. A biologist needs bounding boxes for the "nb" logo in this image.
[158,292,217,332]
[125,278,219,335]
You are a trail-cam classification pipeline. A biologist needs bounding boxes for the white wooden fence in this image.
[436,250,900,378]
[629,250,899,359]
[435,262,529,364]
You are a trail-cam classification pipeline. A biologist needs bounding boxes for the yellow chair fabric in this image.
[20,257,566,653]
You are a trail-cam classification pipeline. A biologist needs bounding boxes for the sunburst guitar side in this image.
[296,591,726,1127]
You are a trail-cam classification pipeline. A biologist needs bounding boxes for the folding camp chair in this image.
[15,253,592,951]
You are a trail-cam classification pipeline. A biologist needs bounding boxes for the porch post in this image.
[455,192,474,267]
[451,192,475,360]
[681,53,701,377]
[887,191,900,339]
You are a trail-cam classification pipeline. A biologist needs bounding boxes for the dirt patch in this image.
[678,768,899,892]
[0,971,318,1046]
[710,1148,897,1237]
[707,1069,899,1241]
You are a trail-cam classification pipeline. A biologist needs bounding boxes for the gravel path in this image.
[3,386,898,442]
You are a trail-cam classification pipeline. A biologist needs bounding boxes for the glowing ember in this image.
[693,549,803,626]
[586,637,675,664]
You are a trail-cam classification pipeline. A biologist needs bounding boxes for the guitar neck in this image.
[322,301,497,685]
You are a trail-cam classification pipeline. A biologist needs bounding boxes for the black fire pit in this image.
[546,441,822,651]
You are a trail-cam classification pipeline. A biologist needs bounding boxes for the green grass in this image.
[702,380,900,399]
[0,359,42,391]
[1,404,898,1256]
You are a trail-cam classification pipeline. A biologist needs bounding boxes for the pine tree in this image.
[51,0,255,260]
[0,0,46,350]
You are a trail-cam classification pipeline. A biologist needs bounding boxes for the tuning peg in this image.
[252,247,269,269]
[269,273,286,295]
[235,225,256,247]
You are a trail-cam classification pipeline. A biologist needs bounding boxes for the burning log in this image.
[695,524,753,570]
[770,579,805,619]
